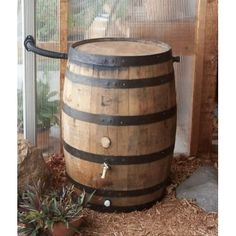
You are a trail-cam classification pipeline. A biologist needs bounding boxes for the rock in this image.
[176,166,218,212]
[18,135,50,194]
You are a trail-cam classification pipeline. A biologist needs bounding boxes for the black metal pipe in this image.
[24,35,68,59]
[24,35,180,63]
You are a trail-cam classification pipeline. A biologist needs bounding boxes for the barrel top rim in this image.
[71,37,171,57]
[71,38,171,57]
[69,38,173,67]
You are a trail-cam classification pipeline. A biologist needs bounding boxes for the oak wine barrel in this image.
[62,38,177,212]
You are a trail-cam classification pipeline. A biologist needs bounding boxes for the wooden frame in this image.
[190,0,218,156]
[59,0,68,151]
[197,0,218,155]
[189,0,208,155]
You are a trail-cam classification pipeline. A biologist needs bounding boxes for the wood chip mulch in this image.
[46,153,67,188]
[46,154,218,236]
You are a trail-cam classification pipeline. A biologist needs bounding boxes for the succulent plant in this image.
[18,181,94,236]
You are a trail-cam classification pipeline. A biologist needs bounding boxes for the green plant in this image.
[68,0,106,31]
[17,88,23,132]
[17,79,59,132]
[18,182,94,236]
[36,78,59,130]
[36,0,58,41]
[115,0,130,19]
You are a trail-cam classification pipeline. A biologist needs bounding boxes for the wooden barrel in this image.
[62,38,177,212]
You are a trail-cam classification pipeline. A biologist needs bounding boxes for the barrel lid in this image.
[75,39,170,56]
[69,38,173,67]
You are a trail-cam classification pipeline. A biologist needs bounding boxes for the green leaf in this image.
[84,190,96,206]
[47,91,58,99]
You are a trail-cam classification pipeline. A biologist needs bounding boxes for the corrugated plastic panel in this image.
[17,0,23,134]
[68,0,197,154]
[35,0,60,155]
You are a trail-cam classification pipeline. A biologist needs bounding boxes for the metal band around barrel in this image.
[69,38,173,67]
[69,48,173,67]
[86,199,159,213]
[66,70,174,89]
[63,103,176,126]
[63,140,174,165]
[66,173,167,197]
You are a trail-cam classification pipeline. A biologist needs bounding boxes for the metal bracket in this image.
[24,35,68,59]
[172,56,181,63]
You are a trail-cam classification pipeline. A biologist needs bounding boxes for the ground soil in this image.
[46,153,218,236]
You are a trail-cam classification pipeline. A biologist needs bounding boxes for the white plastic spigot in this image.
[101,162,110,179]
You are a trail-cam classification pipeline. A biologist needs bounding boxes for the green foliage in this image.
[36,77,59,130]
[36,0,58,41]
[37,60,59,72]
[17,89,23,132]
[18,181,94,236]
[17,75,59,132]
[68,0,106,30]
[115,0,130,19]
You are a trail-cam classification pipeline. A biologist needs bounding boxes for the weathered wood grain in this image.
[198,0,218,155]
[62,39,177,209]
[60,0,68,152]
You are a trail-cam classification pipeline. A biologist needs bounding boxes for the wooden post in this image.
[198,0,218,155]
[60,0,68,153]
[189,0,208,155]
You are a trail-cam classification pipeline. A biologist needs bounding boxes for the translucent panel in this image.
[174,56,195,154]
[68,0,197,154]
[17,0,23,134]
[68,0,108,41]
[36,0,60,155]
[142,0,196,21]
[68,0,197,40]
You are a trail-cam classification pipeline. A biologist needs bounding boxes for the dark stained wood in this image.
[198,0,218,155]
[189,0,218,156]
[189,0,208,155]
[60,0,68,152]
